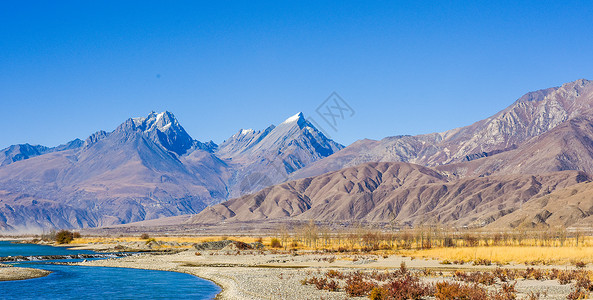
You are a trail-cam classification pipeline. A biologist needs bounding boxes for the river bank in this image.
[0,265,51,281]
[3,238,588,299]
[74,247,580,299]
[75,250,357,299]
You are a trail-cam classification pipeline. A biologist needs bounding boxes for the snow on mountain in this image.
[0,110,343,230]
[217,112,344,197]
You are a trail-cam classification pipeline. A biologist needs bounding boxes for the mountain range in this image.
[3,79,593,232]
[189,79,593,230]
[0,111,342,231]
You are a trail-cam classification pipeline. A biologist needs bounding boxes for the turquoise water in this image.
[0,241,221,299]
[0,241,94,257]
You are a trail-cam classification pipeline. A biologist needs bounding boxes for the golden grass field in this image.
[399,246,593,265]
[71,235,593,265]
[72,235,270,245]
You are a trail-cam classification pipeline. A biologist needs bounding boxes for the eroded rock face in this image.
[4,79,593,231]
[188,162,589,228]
[292,79,593,179]
[217,112,344,197]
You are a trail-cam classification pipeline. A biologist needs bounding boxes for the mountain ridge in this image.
[290,79,593,180]
[3,78,593,231]
[0,110,343,231]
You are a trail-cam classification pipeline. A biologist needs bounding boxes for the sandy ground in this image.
[0,265,51,281]
[74,248,577,300]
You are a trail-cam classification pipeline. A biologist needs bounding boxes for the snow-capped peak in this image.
[281,112,304,124]
[132,111,176,132]
[240,129,255,135]
[124,111,195,155]
[155,111,165,123]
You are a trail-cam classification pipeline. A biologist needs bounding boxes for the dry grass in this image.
[71,233,593,265]
[72,236,270,246]
[400,245,593,265]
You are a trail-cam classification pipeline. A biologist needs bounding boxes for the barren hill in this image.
[188,162,589,227]
[291,79,593,180]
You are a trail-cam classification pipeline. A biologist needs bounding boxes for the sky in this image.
[1,1,593,149]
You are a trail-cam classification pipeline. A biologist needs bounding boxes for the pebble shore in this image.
[74,249,576,299]
[0,265,51,281]
[76,250,359,299]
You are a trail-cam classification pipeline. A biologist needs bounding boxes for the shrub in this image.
[270,238,282,248]
[325,270,346,279]
[302,276,340,292]
[473,258,492,266]
[435,282,488,300]
[567,287,589,300]
[558,270,576,285]
[575,271,593,291]
[491,282,517,300]
[455,271,496,286]
[381,275,434,299]
[55,230,74,244]
[574,260,587,269]
[345,272,376,296]
[72,232,81,239]
[494,268,508,282]
[140,233,150,239]
[369,287,385,300]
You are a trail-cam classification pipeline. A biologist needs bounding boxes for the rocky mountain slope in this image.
[188,162,589,228]
[217,112,343,197]
[186,78,593,229]
[0,111,342,231]
[292,79,593,179]
[4,78,593,231]
[0,139,83,167]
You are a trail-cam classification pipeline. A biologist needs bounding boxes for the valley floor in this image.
[72,246,582,300]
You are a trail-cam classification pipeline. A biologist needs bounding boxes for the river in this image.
[0,241,221,299]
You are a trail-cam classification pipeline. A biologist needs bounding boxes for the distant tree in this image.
[140,233,150,240]
[55,230,74,244]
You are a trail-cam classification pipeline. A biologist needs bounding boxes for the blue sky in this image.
[1,1,592,149]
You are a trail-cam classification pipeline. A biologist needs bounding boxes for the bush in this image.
[575,271,593,291]
[567,287,589,300]
[72,232,81,239]
[345,272,376,296]
[558,270,576,285]
[140,233,150,239]
[473,258,492,266]
[55,230,74,244]
[302,276,340,292]
[435,282,488,300]
[381,275,434,299]
[574,260,587,269]
[491,282,517,300]
[270,238,282,248]
[369,287,385,300]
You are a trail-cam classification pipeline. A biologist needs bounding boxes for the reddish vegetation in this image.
[302,263,593,299]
